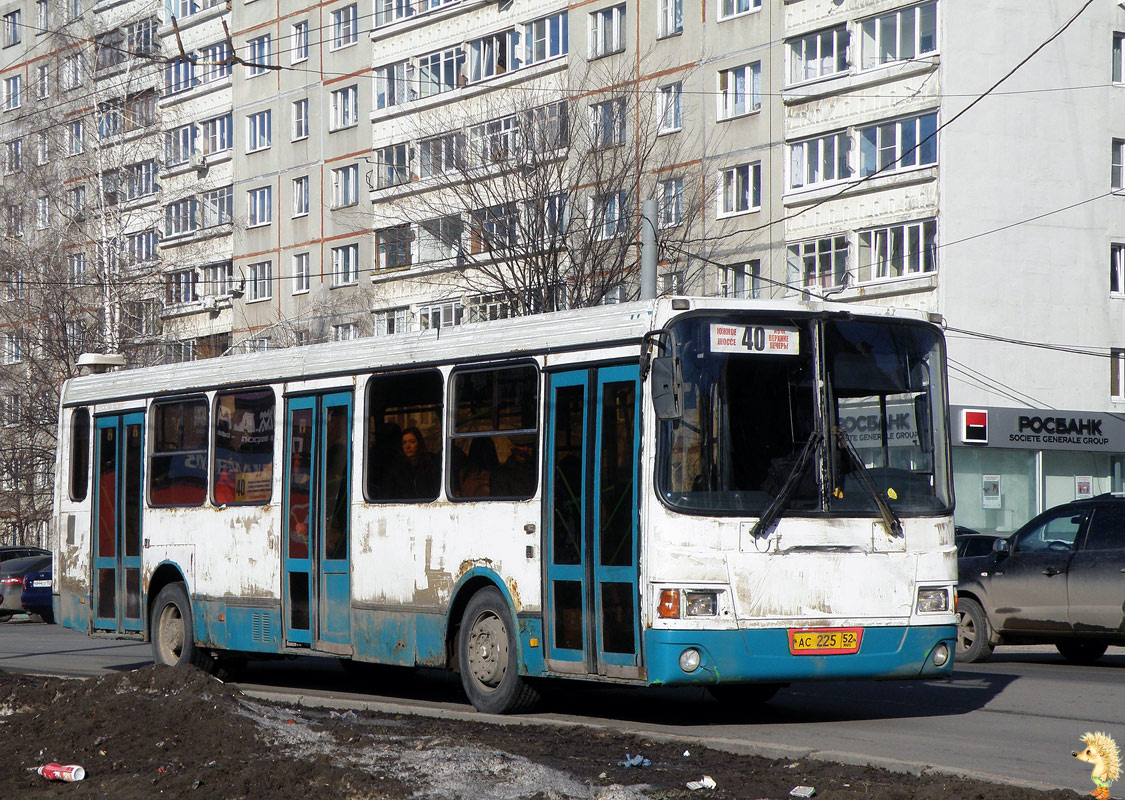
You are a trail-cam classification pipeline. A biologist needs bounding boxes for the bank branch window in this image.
[213,389,274,505]
[150,397,208,506]
[449,364,539,500]
[366,371,443,503]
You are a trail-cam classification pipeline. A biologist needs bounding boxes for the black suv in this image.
[956,494,1125,664]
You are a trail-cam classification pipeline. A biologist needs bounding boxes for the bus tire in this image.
[955,597,993,663]
[458,587,539,714]
[151,582,201,669]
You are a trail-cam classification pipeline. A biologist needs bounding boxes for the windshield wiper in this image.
[748,431,821,540]
[834,428,903,538]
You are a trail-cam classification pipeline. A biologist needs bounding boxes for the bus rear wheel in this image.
[458,587,539,714]
[151,582,200,668]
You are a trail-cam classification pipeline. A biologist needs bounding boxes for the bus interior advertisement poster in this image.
[981,474,1001,509]
[709,323,800,355]
[1075,476,1093,499]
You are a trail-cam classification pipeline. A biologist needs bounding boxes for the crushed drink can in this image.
[37,762,86,782]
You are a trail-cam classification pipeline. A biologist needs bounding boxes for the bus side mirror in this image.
[651,356,682,420]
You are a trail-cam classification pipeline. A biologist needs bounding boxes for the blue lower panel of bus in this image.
[644,625,956,686]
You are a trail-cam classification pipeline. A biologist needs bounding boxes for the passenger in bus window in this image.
[457,437,498,498]
[391,426,440,500]
[491,435,536,498]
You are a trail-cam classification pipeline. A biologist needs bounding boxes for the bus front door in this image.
[545,365,641,679]
[92,413,144,634]
[283,392,353,653]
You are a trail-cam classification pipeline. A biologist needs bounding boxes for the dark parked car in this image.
[20,562,53,623]
[0,555,51,621]
[0,546,49,563]
[956,494,1125,664]
[956,531,1004,578]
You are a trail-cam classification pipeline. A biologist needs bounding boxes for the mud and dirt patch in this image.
[0,665,1081,799]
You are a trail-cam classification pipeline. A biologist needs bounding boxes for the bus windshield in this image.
[656,313,951,516]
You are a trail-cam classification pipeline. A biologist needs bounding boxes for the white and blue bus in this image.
[52,298,956,713]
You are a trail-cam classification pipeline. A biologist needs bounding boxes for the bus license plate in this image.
[789,627,862,655]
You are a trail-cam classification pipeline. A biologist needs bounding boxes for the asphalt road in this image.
[2,618,1121,791]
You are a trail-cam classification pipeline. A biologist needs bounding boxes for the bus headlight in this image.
[679,648,702,672]
[684,591,718,617]
[932,642,950,667]
[916,587,950,613]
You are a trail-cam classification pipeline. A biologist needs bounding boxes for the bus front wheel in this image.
[151,582,199,668]
[458,587,539,714]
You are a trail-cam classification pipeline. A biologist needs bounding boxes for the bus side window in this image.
[70,407,90,501]
[449,364,539,501]
[365,370,443,503]
[150,397,209,507]
[213,389,274,506]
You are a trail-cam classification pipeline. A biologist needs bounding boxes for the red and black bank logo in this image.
[962,409,988,444]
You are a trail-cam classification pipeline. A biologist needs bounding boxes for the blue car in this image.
[20,562,53,623]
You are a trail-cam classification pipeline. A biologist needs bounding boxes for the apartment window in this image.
[526,11,568,64]
[526,101,569,151]
[1112,244,1125,295]
[1114,139,1125,190]
[659,0,682,37]
[291,21,309,64]
[789,25,849,84]
[375,61,412,109]
[36,65,49,99]
[167,269,198,304]
[293,176,309,216]
[859,1,938,71]
[419,301,463,330]
[591,97,626,148]
[720,162,761,215]
[332,4,358,49]
[659,83,682,133]
[3,333,24,362]
[3,75,21,110]
[718,63,761,119]
[594,191,627,239]
[129,18,157,56]
[167,124,194,164]
[376,144,410,188]
[5,205,21,237]
[473,203,518,251]
[199,42,232,84]
[790,131,851,189]
[859,111,937,177]
[124,229,157,264]
[376,224,411,270]
[418,215,463,264]
[165,57,195,95]
[1115,33,1125,84]
[661,272,684,296]
[374,307,409,336]
[247,186,272,227]
[857,219,936,282]
[470,114,520,163]
[165,198,197,236]
[332,243,359,286]
[67,0,80,21]
[96,30,127,70]
[61,54,81,90]
[332,323,359,342]
[418,47,465,98]
[420,133,462,177]
[35,197,48,229]
[36,0,47,31]
[124,160,158,200]
[720,261,760,299]
[3,10,21,48]
[67,121,83,155]
[330,85,358,130]
[203,262,233,295]
[35,133,47,165]
[201,114,231,154]
[293,252,310,293]
[1113,349,1125,400]
[332,164,359,208]
[284,101,307,143]
[589,4,625,59]
[468,292,510,323]
[126,92,156,131]
[201,185,232,227]
[247,110,272,152]
[719,0,761,19]
[467,29,518,82]
[4,139,20,174]
[68,185,85,215]
[788,235,848,289]
[375,0,414,27]
[659,178,683,227]
[247,260,272,301]
[247,34,272,76]
[98,100,123,139]
[68,253,86,283]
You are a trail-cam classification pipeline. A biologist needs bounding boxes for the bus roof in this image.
[60,297,936,407]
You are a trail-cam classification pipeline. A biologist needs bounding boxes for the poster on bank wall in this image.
[981,475,1001,509]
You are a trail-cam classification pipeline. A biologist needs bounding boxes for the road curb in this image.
[238,686,1068,793]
